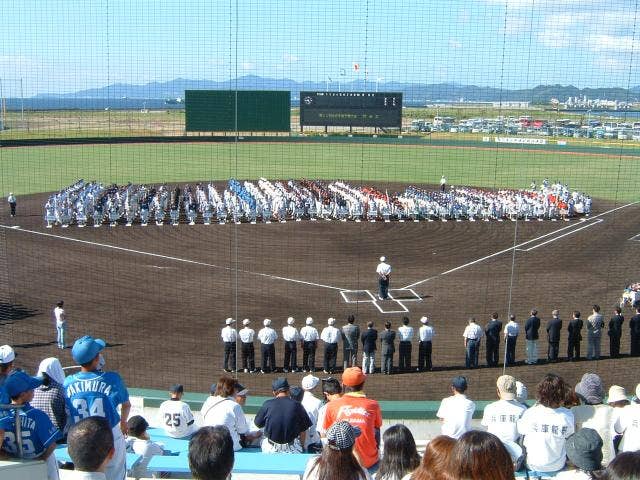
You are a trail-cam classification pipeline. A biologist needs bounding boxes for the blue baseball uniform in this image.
[64,370,129,480]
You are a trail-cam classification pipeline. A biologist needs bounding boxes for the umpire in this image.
[239,318,256,373]
[258,319,278,373]
[397,317,414,372]
[221,318,237,373]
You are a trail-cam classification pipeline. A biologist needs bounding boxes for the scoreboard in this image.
[299,91,402,128]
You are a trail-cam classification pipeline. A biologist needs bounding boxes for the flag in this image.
[353,63,360,72]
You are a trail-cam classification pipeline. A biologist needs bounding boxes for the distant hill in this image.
[36,76,640,104]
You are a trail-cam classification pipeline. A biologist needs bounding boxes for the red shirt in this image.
[322,392,382,468]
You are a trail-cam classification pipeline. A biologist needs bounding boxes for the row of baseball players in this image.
[220,315,436,375]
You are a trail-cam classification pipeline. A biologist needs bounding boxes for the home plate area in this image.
[340,288,423,314]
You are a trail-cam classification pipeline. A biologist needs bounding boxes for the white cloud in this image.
[588,34,640,52]
[283,53,300,63]
[241,61,255,71]
[449,39,462,49]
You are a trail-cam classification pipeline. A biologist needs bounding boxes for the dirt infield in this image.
[1,186,639,400]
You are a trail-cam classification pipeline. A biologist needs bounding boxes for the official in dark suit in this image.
[630,304,640,356]
[567,311,583,361]
[547,310,562,362]
[525,309,541,364]
[608,306,624,358]
[379,321,396,375]
[485,313,503,367]
[360,322,378,374]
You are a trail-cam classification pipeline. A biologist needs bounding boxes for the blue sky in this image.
[0,0,637,96]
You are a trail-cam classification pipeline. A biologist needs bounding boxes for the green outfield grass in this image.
[1,141,639,202]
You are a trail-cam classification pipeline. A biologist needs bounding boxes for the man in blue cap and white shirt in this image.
[0,370,61,480]
[65,335,131,480]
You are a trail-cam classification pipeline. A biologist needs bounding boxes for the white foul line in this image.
[0,225,346,292]
[516,219,603,252]
[403,201,639,289]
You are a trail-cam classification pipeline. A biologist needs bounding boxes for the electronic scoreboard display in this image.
[299,91,402,128]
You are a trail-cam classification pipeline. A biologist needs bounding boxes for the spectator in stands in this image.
[32,357,67,437]
[586,305,604,360]
[254,377,312,453]
[303,420,370,480]
[447,430,514,480]
[375,424,420,480]
[323,367,382,469]
[462,317,483,369]
[547,309,563,362]
[515,380,529,408]
[525,309,541,365]
[608,306,624,359]
[67,417,115,480]
[0,345,16,404]
[0,370,60,480]
[301,374,323,453]
[232,382,262,447]
[201,376,251,451]
[290,386,304,402]
[126,415,165,479]
[409,435,456,480]
[436,375,475,439]
[317,377,342,438]
[481,374,527,458]
[157,383,196,438]
[517,373,575,474]
[188,426,234,480]
[567,311,584,361]
[342,314,360,369]
[555,428,603,480]
[600,451,640,480]
[572,373,615,465]
[613,383,640,453]
[607,385,629,454]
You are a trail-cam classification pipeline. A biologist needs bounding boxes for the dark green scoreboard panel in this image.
[185,90,291,132]
[300,91,402,128]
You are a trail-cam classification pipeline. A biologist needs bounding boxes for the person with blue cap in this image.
[64,335,130,480]
[0,370,61,480]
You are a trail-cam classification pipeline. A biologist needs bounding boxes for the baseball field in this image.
[1,138,639,400]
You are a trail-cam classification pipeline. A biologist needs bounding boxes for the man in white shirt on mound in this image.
[436,376,475,439]
[482,375,527,446]
[157,384,196,438]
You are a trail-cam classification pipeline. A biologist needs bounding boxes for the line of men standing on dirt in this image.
[462,304,640,369]
[220,315,434,375]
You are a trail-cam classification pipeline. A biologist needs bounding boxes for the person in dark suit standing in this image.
[546,309,562,362]
[524,309,541,365]
[608,306,624,358]
[485,313,502,367]
[567,311,583,361]
[360,322,378,374]
[379,322,396,375]
[630,304,640,356]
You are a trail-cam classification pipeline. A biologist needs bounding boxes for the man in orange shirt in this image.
[322,367,382,469]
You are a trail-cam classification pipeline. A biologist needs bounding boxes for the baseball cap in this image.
[4,370,43,398]
[516,381,528,402]
[575,373,604,405]
[452,376,468,392]
[0,345,16,364]
[272,377,290,392]
[290,386,304,402]
[242,319,250,326]
[306,317,313,325]
[342,367,366,387]
[225,318,235,325]
[287,317,295,325]
[566,428,603,471]
[326,421,361,451]
[379,256,386,262]
[420,316,429,324]
[71,336,106,365]
[328,317,336,325]
[169,384,184,394]
[496,375,517,400]
[263,319,272,327]
[127,415,149,437]
[607,385,628,404]
[235,382,249,397]
[301,374,320,391]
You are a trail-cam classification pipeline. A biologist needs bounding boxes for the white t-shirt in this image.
[301,392,322,447]
[376,262,391,277]
[126,437,164,478]
[201,395,249,451]
[436,394,475,439]
[517,404,574,472]
[614,403,640,452]
[571,403,615,465]
[54,306,66,327]
[481,399,527,443]
[157,399,196,438]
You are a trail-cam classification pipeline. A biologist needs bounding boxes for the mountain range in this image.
[37,76,640,104]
